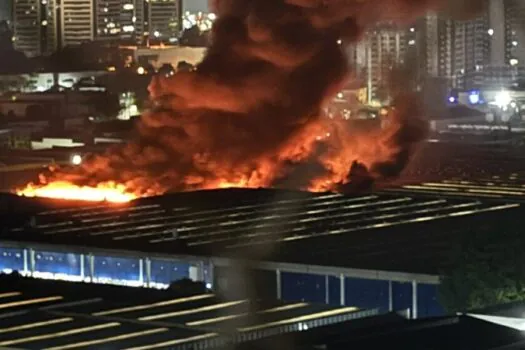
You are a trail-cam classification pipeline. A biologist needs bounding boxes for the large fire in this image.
[17,181,138,203]
[14,0,469,203]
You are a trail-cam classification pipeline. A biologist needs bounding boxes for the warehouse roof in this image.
[1,186,522,276]
[0,274,374,350]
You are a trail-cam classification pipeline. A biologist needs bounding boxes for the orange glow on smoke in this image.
[16,181,138,203]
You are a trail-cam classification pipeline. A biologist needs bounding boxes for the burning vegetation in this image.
[16,0,473,203]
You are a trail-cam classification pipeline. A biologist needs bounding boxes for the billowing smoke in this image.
[34,0,470,196]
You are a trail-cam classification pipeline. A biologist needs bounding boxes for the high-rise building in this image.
[356,24,413,102]
[94,0,182,44]
[14,0,94,57]
[60,0,94,47]
[504,0,525,67]
[13,0,59,57]
[416,13,456,82]
[147,0,183,43]
[94,0,145,43]
[415,0,525,90]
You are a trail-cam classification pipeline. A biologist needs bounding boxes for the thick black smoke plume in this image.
[28,0,480,196]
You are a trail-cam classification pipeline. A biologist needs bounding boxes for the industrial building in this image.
[0,274,376,349]
[2,181,523,319]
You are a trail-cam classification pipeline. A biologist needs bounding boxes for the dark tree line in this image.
[439,220,525,312]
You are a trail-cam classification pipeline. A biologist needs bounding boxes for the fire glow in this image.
[12,0,456,203]
[17,181,138,203]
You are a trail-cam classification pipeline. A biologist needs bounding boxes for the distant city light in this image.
[71,154,82,166]
[468,92,480,105]
[123,25,134,33]
[494,90,511,109]
[512,41,518,47]
[123,3,134,10]
[153,31,160,38]
[488,28,494,36]
[182,11,216,31]
[337,39,342,45]
[137,67,145,75]
[448,96,456,103]
[410,27,415,32]
[337,92,344,99]
[408,39,415,45]
[510,58,519,66]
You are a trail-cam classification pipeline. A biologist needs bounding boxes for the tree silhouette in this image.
[439,222,525,312]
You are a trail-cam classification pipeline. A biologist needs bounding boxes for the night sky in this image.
[184,0,209,12]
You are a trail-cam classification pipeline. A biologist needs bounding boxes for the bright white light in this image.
[337,39,342,45]
[410,27,415,32]
[512,41,518,47]
[448,96,456,103]
[510,58,519,66]
[510,101,517,109]
[468,92,480,105]
[123,3,134,10]
[123,25,134,32]
[153,31,160,38]
[208,13,217,20]
[408,39,415,45]
[41,20,47,26]
[71,154,82,165]
[337,92,344,99]
[494,90,511,108]
[488,28,494,36]
[137,66,145,75]
[205,283,212,289]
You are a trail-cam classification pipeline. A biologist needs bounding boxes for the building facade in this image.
[415,0,525,90]
[13,0,59,57]
[60,0,95,47]
[355,23,413,103]
[94,0,146,43]
[13,0,183,56]
[147,0,183,43]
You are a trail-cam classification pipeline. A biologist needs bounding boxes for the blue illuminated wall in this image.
[35,251,81,276]
[346,278,389,313]
[282,272,326,303]
[280,272,444,317]
[92,255,141,281]
[418,283,444,317]
[150,259,190,285]
[392,281,412,313]
[0,246,24,272]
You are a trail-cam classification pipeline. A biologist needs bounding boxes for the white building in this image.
[60,0,95,47]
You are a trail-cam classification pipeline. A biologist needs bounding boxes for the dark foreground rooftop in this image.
[0,274,373,350]
[1,184,522,276]
[226,312,525,350]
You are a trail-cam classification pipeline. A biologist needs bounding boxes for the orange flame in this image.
[16,181,139,203]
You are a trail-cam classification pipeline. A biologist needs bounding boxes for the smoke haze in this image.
[33,0,476,196]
